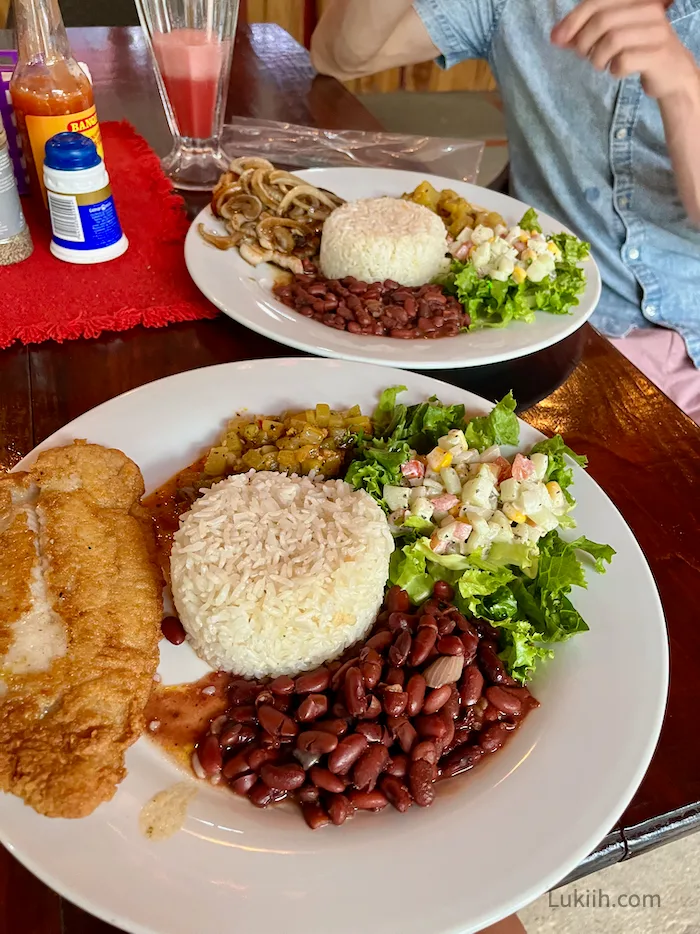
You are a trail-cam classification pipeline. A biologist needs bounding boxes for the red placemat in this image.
[0,120,218,348]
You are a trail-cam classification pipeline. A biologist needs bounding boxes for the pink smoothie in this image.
[152,28,230,139]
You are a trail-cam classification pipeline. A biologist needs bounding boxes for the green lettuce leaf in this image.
[373,385,408,439]
[550,232,591,264]
[529,434,587,504]
[344,438,411,510]
[519,207,542,233]
[464,391,519,451]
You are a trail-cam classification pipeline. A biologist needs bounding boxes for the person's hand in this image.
[551,0,697,100]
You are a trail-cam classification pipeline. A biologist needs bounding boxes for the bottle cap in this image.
[44,132,101,171]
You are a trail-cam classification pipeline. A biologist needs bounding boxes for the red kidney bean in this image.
[296,730,338,757]
[437,616,457,636]
[440,745,485,778]
[228,679,260,706]
[355,722,383,744]
[382,685,408,717]
[366,630,394,652]
[271,695,292,714]
[381,775,413,813]
[269,675,295,695]
[247,747,282,772]
[255,690,274,707]
[327,794,354,826]
[459,630,479,664]
[328,734,368,774]
[220,723,243,747]
[410,626,437,666]
[443,686,461,721]
[480,722,509,754]
[422,685,452,715]
[330,656,360,689]
[353,744,390,792]
[230,773,257,796]
[411,740,439,765]
[483,703,501,722]
[415,714,448,742]
[260,763,306,791]
[388,611,413,633]
[258,705,298,739]
[302,802,331,829]
[248,781,286,808]
[432,581,454,601]
[298,783,320,805]
[385,753,409,778]
[295,667,331,694]
[309,766,346,794]
[406,674,427,717]
[360,658,382,691]
[385,667,405,688]
[459,665,484,707]
[161,615,186,645]
[230,705,257,724]
[437,635,464,656]
[389,631,412,667]
[314,718,348,737]
[409,760,436,807]
[332,701,351,719]
[439,707,456,752]
[196,734,222,777]
[343,667,367,717]
[386,586,411,613]
[222,750,252,780]
[486,686,523,716]
[395,719,418,754]
[297,693,328,722]
[348,789,388,810]
[479,643,518,686]
[361,694,382,719]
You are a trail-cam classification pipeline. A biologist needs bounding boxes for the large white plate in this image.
[185,168,602,369]
[1,359,666,934]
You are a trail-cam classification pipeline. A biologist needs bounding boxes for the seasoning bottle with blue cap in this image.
[44,131,128,264]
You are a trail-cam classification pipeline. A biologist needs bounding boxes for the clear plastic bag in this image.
[222,116,484,183]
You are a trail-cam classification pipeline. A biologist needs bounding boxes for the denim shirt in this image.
[414,0,700,365]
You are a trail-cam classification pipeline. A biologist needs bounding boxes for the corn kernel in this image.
[547,241,561,255]
[512,266,527,285]
[427,447,453,471]
[503,502,527,523]
[546,481,562,497]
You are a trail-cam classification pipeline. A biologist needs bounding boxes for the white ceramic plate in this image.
[1,359,666,934]
[185,168,602,369]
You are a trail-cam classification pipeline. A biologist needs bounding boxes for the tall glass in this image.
[135,0,239,190]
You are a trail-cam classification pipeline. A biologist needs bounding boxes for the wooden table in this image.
[2,23,700,934]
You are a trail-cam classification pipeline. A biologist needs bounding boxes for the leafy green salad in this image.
[440,208,592,330]
[345,387,614,684]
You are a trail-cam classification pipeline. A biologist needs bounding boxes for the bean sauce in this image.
[273,275,469,339]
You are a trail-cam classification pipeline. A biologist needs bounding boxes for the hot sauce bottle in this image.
[10,0,105,204]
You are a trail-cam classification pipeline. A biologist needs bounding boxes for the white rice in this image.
[319,197,449,287]
[170,471,394,679]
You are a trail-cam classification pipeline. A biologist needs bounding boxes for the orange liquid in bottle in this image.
[10,0,105,203]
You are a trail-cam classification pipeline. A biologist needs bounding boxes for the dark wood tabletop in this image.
[2,22,700,934]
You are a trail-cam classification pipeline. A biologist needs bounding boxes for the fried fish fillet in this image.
[0,442,163,818]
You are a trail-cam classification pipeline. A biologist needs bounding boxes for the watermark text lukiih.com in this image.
[548,888,661,910]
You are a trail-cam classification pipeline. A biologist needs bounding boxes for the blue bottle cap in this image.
[44,132,101,171]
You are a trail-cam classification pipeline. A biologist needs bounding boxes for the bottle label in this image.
[0,147,26,241]
[47,184,123,252]
[26,106,104,204]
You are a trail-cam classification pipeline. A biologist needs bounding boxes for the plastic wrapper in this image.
[222,116,484,183]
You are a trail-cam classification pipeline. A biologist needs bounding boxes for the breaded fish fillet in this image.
[0,442,162,818]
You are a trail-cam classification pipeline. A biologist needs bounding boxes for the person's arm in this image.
[310,0,439,80]
[551,0,700,224]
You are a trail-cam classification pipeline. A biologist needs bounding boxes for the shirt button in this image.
[628,248,640,261]
[645,304,658,318]
[616,128,629,140]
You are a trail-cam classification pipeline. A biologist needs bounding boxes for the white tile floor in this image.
[519,831,700,933]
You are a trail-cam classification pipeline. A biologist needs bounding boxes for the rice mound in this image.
[170,471,394,679]
[319,196,448,288]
